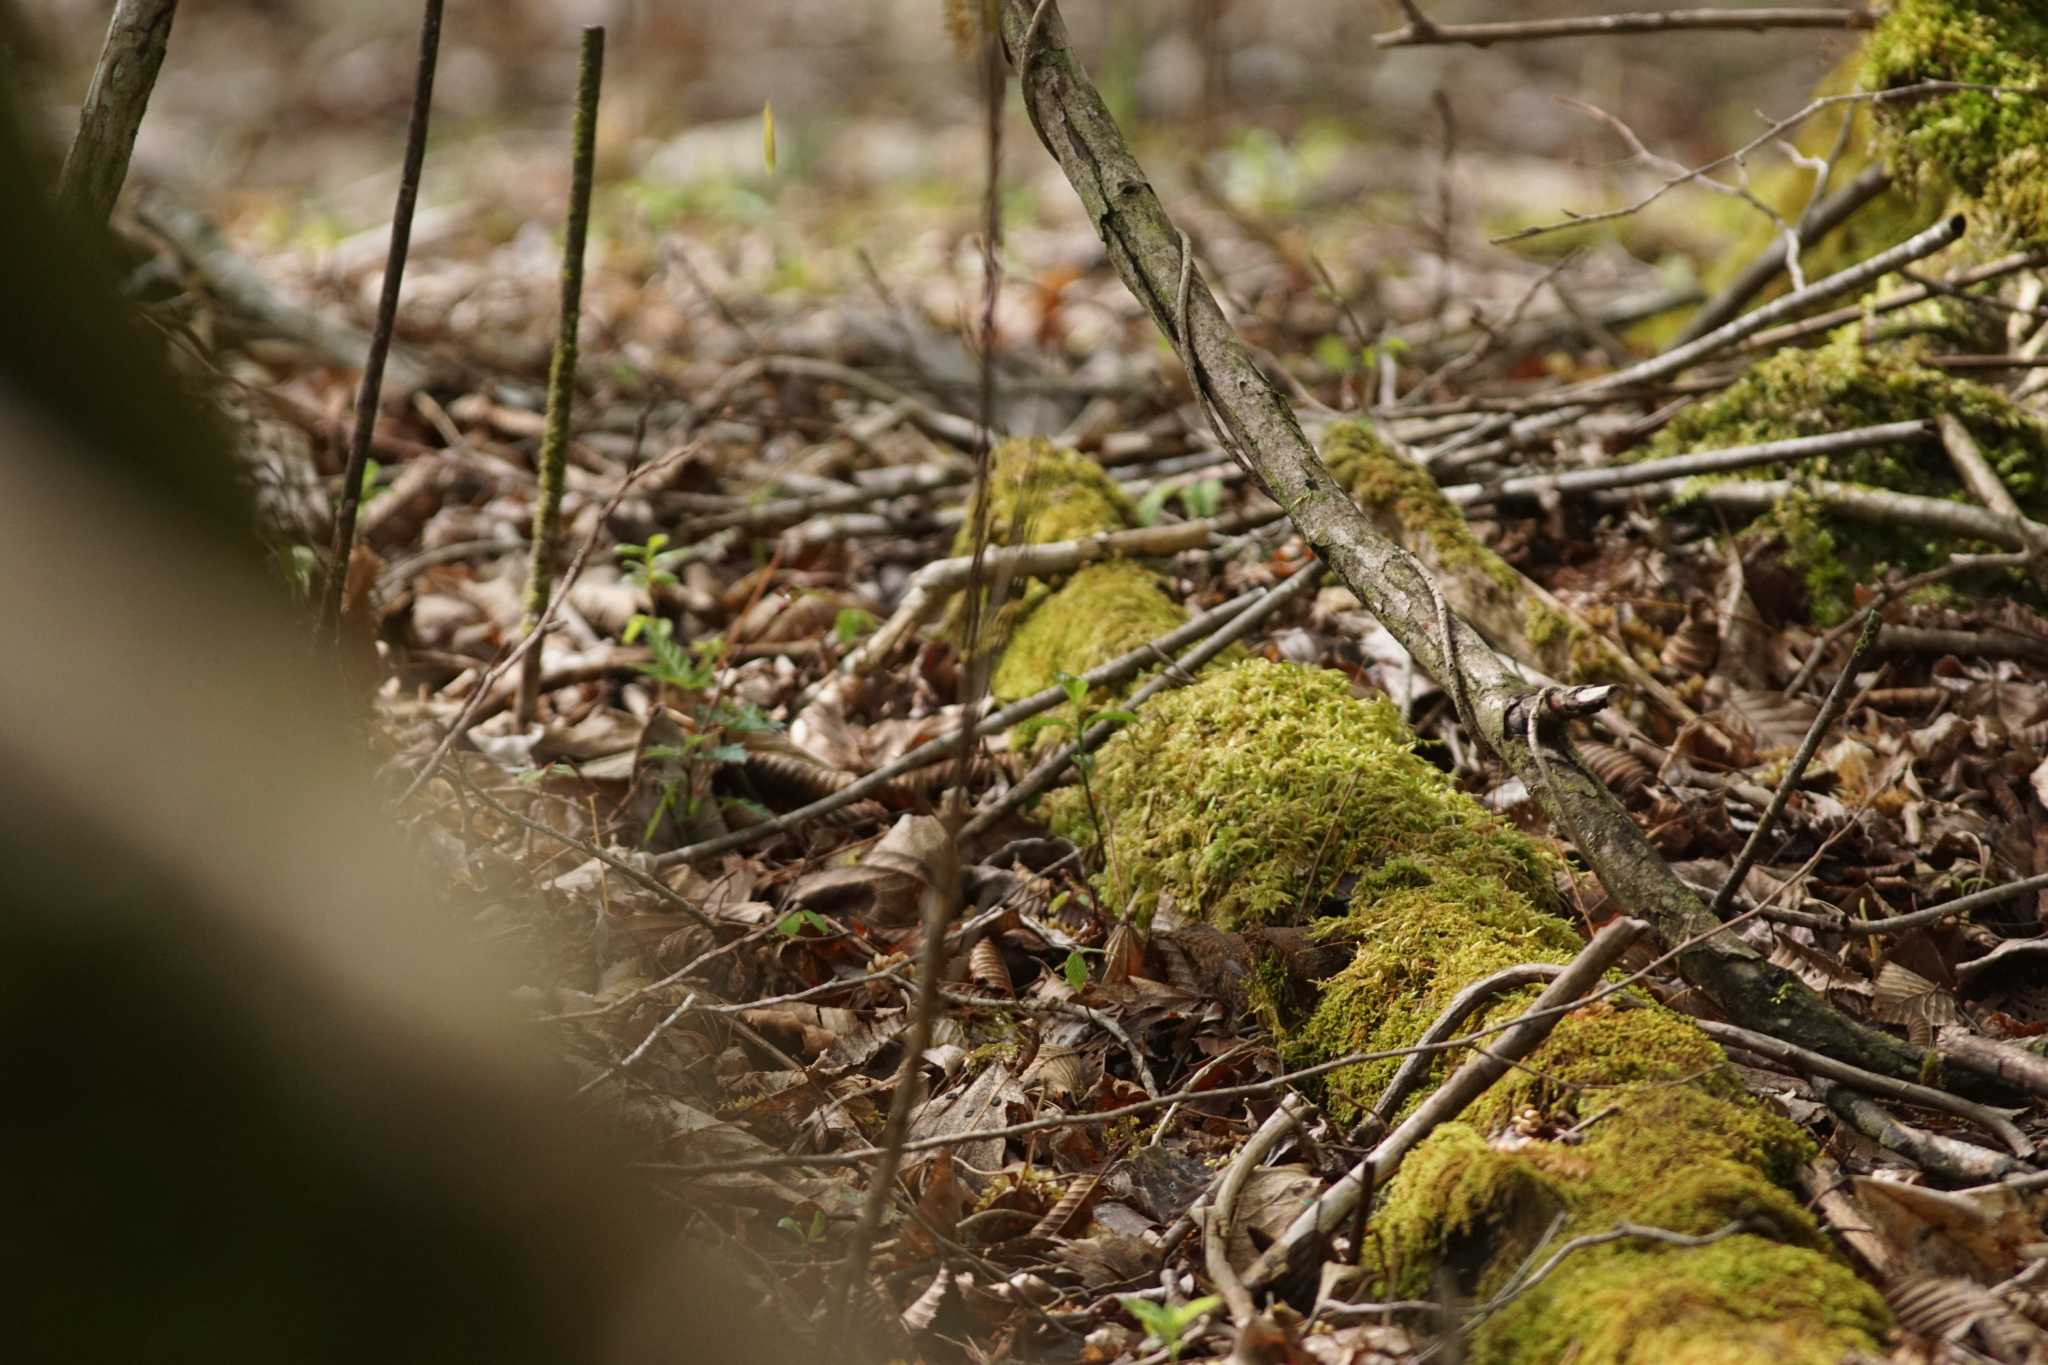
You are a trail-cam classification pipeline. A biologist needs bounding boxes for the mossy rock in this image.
[1646,330,2048,620]
[1046,658,1557,931]
[1863,0,2048,244]
[989,561,1188,703]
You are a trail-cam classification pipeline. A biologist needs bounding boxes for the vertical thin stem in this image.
[517,25,606,726]
[1710,611,1883,920]
[60,0,179,227]
[317,0,444,640]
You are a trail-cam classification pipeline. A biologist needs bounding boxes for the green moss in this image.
[1462,1002,1749,1131]
[1649,330,2048,619]
[1046,659,1557,931]
[1362,1126,1568,1303]
[1483,1237,1889,1365]
[1323,422,1521,598]
[972,450,1885,1357]
[1862,0,2048,243]
[953,436,1134,555]
[1293,881,1578,1123]
[989,561,1187,702]
[1363,1077,1875,1362]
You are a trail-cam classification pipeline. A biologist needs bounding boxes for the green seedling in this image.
[1117,1294,1220,1361]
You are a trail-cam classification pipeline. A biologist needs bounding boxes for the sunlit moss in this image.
[1046,658,1557,931]
[1323,421,1521,598]
[984,452,1886,1358]
[989,561,1188,702]
[1862,0,2048,243]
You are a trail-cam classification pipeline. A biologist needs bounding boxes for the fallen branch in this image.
[999,0,1926,1088]
[1376,6,1879,49]
[137,189,435,392]
[1696,1019,2031,1158]
[1615,477,2048,551]
[1444,420,1933,507]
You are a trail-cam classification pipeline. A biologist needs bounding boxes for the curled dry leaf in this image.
[786,813,954,927]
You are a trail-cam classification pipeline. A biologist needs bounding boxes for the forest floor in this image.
[87,6,2048,1360]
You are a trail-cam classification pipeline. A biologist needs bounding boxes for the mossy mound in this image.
[1862,0,2048,244]
[1480,1237,1890,1365]
[986,450,1888,1358]
[1646,331,2048,619]
[948,436,1139,655]
[953,436,1134,555]
[1046,658,1557,930]
[1367,1078,1882,1362]
[1288,881,1579,1122]
[989,561,1187,703]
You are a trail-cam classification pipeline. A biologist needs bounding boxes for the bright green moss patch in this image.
[1462,1001,1746,1132]
[989,561,1187,702]
[953,436,1134,554]
[1365,1087,1873,1363]
[1483,1237,1889,1365]
[1046,658,1557,931]
[1862,0,2048,243]
[1649,331,2048,619]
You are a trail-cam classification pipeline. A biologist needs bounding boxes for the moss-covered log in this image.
[1321,423,1692,720]
[1644,331,2048,619]
[986,441,1890,1362]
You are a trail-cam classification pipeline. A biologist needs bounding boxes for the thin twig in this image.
[1377,6,1878,49]
[1709,612,1882,920]
[317,0,443,639]
[517,25,604,727]
[1369,963,1565,1127]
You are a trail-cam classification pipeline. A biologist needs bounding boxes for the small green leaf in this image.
[1093,709,1139,727]
[1056,671,1088,707]
[833,606,877,646]
[1178,477,1223,520]
[1063,948,1088,992]
[1133,483,1173,527]
[1313,333,1354,373]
